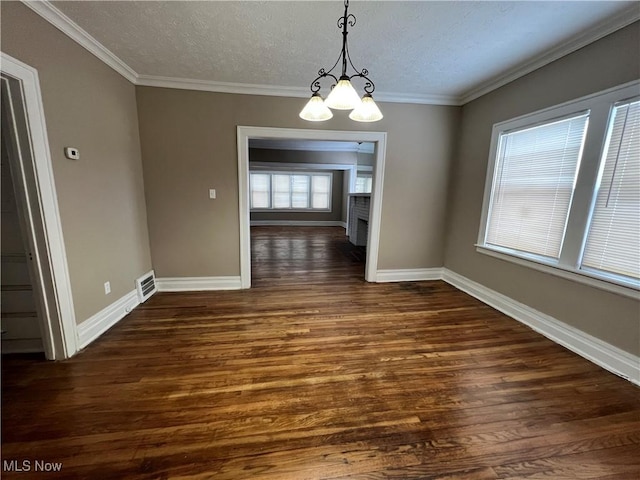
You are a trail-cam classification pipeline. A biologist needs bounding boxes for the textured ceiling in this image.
[50,1,638,102]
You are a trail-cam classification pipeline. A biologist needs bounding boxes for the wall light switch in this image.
[64,147,80,160]
[209,189,216,199]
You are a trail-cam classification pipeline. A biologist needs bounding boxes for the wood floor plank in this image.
[2,226,639,479]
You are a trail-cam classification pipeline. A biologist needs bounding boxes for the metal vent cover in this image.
[136,270,157,303]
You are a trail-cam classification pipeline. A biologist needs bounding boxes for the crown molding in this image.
[460,4,640,105]
[375,91,461,106]
[22,0,138,83]
[135,74,310,98]
[135,74,462,106]
[22,0,639,107]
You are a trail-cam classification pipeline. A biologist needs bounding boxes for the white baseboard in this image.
[376,268,443,283]
[442,268,640,386]
[156,276,243,292]
[77,290,139,350]
[73,267,639,385]
[250,220,347,228]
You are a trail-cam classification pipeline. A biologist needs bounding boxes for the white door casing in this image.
[237,126,387,288]
[1,52,77,359]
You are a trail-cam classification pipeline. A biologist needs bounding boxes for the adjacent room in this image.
[1,1,639,478]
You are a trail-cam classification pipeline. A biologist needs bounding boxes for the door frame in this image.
[237,126,387,288]
[1,52,77,359]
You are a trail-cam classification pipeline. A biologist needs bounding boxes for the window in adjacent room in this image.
[249,172,332,211]
[477,82,639,294]
[355,173,372,193]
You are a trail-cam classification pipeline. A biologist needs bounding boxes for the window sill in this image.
[475,245,639,300]
[250,209,332,213]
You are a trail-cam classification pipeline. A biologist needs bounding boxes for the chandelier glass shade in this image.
[324,78,362,110]
[299,0,383,122]
[349,93,384,122]
[298,93,334,121]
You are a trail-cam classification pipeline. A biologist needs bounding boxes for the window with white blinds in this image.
[249,172,332,211]
[486,113,589,258]
[478,82,639,295]
[581,100,640,280]
[311,175,330,209]
[250,173,270,208]
[355,174,372,193]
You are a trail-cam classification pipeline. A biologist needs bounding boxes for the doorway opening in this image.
[1,53,77,360]
[237,127,387,288]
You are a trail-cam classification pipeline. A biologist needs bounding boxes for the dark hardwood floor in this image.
[2,226,639,479]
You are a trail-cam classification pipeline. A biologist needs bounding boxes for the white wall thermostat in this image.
[64,147,80,160]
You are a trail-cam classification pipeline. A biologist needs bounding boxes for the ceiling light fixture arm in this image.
[308,0,375,95]
[300,0,382,122]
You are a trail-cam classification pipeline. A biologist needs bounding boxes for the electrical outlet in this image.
[209,189,216,199]
[104,281,111,295]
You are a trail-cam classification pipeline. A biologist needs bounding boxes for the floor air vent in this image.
[136,270,157,303]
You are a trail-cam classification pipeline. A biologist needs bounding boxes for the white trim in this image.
[136,75,460,105]
[20,0,638,106]
[251,221,346,228]
[1,53,78,360]
[376,91,459,106]
[376,268,443,283]
[490,80,640,130]
[477,81,640,300]
[477,245,639,300]
[238,126,387,288]
[21,0,137,83]
[442,269,640,386]
[156,276,243,292]
[461,5,640,104]
[137,74,307,98]
[77,290,139,350]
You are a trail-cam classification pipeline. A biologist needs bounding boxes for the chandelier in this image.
[299,0,383,122]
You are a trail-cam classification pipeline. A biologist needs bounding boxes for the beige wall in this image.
[1,3,152,324]
[357,152,375,167]
[136,87,459,277]
[444,22,640,355]
[8,0,634,359]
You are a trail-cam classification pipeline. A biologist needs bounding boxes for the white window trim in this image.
[250,170,333,212]
[477,80,640,299]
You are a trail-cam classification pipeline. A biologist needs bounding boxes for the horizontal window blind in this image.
[273,174,291,209]
[486,113,589,258]
[582,100,640,280]
[291,175,310,208]
[249,172,331,211]
[312,175,330,209]
[250,173,270,209]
